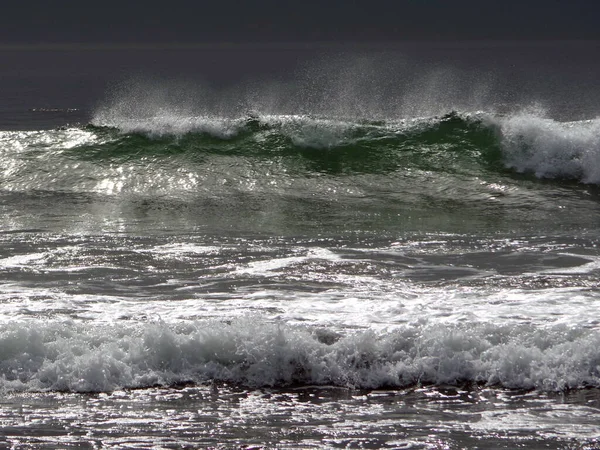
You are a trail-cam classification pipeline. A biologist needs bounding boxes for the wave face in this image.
[1,318,598,393]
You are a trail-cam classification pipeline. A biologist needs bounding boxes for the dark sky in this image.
[2,0,599,45]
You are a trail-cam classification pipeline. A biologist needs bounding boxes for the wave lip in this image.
[1,318,598,393]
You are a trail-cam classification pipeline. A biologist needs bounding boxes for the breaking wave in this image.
[1,110,600,201]
[0,318,598,393]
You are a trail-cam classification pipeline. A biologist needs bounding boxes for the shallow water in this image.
[1,385,599,449]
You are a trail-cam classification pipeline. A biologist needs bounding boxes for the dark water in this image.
[0,42,600,448]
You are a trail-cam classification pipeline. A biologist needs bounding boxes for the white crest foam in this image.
[0,318,598,393]
[496,112,600,183]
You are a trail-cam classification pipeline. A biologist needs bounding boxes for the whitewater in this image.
[0,42,599,448]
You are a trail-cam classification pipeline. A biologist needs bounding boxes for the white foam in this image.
[236,248,341,276]
[495,112,600,183]
[145,243,223,256]
[0,318,598,393]
[0,252,47,268]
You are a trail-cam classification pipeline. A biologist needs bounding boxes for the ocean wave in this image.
[87,110,499,173]
[90,108,600,184]
[0,318,598,393]
[1,110,600,200]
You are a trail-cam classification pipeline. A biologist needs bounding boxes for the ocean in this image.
[0,41,599,448]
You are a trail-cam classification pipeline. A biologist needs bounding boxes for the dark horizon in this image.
[2,0,600,45]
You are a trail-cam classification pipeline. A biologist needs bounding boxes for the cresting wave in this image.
[0,318,598,393]
[1,110,599,196]
[91,110,600,183]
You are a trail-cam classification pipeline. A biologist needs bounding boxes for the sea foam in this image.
[0,318,598,393]
[495,112,600,183]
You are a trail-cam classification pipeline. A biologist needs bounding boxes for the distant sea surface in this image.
[1,41,600,448]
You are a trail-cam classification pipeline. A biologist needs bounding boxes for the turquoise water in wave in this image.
[0,43,599,448]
